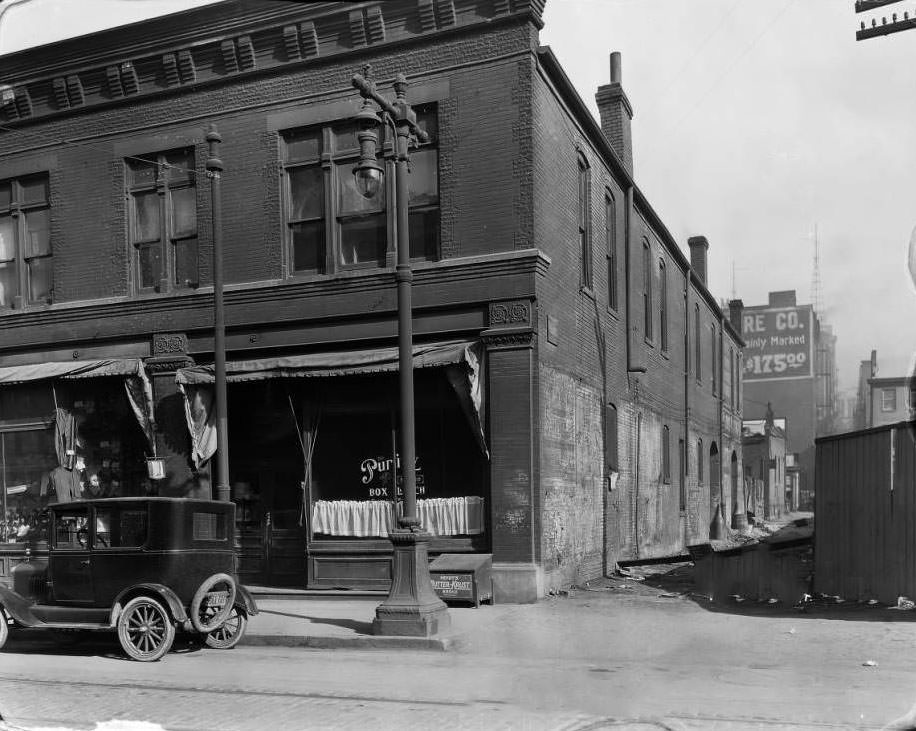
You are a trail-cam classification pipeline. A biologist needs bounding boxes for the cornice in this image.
[0,249,549,351]
[0,0,545,127]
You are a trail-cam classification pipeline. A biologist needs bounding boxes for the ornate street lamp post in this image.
[206,125,231,503]
[351,66,450,637]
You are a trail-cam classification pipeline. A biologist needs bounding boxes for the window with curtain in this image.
[0,173,52,308]
[127,149,197,293]
[283,104,439,275]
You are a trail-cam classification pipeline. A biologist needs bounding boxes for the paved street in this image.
[2,579,916,731]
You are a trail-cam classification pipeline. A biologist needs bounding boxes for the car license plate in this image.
[207,591,229,609]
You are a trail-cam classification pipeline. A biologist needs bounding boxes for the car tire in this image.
[117,596,176,662]
[189,573,237,633]
[204,606,248,650]
[0,609,8,651]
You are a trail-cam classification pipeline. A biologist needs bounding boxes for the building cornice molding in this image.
[0,0,545,126]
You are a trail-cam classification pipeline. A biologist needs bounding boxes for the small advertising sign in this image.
[741,305,813,381]
[430,573,475,600]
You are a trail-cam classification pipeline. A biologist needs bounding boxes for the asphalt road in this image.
[1,583,916,730]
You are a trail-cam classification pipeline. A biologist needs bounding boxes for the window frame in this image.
[694,304,701,383]
[643,239,653,342]
[605,191,617,311]
[126,148,198,294]
[0,173,53,309]
[659,258,668,351]
[881,388,897,412]
[711,324,717,394]
[281,104,440,278]
[577,153,592,290]
[662,425,671,484]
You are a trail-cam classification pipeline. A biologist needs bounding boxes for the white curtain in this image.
[311,496,485,537]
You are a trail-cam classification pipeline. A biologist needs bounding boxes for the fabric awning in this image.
[0,358,146,384]
[0,358,155,453]
[174,340,478,385]
[176,339,487,469]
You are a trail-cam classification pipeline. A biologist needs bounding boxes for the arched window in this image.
[643,239,652,341]
[605,191,617,310]
[659,259,668,351]
[577,153,592,289]
[662,425,671,483]
[697,438,704,483]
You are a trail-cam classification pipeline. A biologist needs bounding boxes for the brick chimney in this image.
[595,52,633,175]
[728,299,744,333]
[688,236,709,285]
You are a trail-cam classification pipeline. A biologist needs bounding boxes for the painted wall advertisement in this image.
[741,306,813,381]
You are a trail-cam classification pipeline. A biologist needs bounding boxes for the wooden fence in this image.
[814,421,916,603]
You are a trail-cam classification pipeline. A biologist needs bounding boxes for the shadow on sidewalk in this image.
[259,608,373,634]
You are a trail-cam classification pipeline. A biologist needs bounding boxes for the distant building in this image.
[739,290,835,509]
[742,407,787,521]
[853,350,914,429]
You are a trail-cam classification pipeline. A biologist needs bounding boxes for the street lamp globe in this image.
[353,98,384,199]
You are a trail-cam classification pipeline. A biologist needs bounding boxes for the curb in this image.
[240,633,459,651]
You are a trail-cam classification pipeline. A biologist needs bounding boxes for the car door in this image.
[50,505,94,603]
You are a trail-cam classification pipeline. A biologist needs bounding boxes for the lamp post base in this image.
[373,528,451,637]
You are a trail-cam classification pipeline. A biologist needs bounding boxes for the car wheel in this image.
[189,573,237,633]
[0,609,8,651]
[117,596,176,662]
[204,606,248,650]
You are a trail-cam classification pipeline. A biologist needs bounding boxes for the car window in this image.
[54,508,89,550]
[93,507,148,548]
[193,511,227,541]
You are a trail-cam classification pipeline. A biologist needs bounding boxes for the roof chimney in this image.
[688,236,709,285]
[728,299,744,333]
[595,52,633,175]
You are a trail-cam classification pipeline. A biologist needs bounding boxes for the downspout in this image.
[624,184,644,559]
[683,268,691,546]
[718,314,726,530]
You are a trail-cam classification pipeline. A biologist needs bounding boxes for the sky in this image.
[1,0,914,393]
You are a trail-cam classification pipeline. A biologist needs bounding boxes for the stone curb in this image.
[240,633,459,651]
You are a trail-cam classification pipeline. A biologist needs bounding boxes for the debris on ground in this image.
[862,660,878,667]
[892,596,915,610]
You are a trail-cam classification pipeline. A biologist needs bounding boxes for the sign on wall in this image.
[741,305,813,381]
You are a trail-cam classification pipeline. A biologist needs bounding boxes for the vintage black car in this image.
[0,497,258,661]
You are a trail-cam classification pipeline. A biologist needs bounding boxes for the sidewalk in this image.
[242,589,492,651]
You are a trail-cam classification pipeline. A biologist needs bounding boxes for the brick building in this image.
[0,0,742,601]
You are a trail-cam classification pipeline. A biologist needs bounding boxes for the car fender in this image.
[0,584,40,626]
[235,584,259,616]
[110,583,189,628]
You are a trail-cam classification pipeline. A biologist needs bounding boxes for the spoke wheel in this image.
[0,609,8,651]
[117,596,175,662]
[204,606,248,650]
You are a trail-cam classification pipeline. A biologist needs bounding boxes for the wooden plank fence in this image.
[814,421,916,604]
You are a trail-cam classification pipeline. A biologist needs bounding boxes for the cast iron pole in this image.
[206,125,230,503]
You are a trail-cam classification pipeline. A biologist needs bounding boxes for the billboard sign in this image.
[741,305,813,381]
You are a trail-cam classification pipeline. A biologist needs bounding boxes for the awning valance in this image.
[174,340,478,385]
[0,358,146,384]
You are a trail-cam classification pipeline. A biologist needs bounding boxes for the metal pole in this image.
[394,124,418,528]
[206,125,230,503]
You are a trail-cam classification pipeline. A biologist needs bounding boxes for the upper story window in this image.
[729,345,735,406]
[882,388,897,412]
[577,153,592,289]
[711,325,717,394]
[283,104,438,276]
[605,191,617,310]
[0,174,52,309]
[659,259,668,351]
[642,240,652,341]
[127,149,198,293]
[694,304,701,382]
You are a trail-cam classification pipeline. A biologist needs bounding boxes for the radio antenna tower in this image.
[810,224,824,315]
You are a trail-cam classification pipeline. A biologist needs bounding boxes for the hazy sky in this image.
[2,0,914,391]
